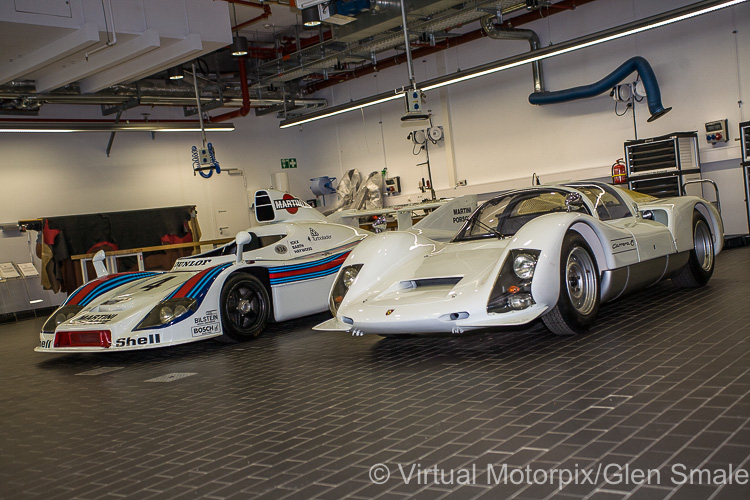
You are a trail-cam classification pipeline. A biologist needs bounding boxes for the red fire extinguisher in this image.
[611,159,627,185]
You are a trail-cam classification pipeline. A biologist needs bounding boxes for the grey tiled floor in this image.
[2,247,750,499]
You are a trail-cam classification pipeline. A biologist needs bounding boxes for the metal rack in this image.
[624,132,701,198]
[741,121,750,234]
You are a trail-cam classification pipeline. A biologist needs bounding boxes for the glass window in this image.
[454,189,589,241]
[564,183,632,221]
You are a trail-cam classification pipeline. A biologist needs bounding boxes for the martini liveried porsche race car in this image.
[36,190,372,352]
[316,182,724,337]
[36,189,476,353]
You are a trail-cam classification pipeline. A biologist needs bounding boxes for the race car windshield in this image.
[453,189,588,241]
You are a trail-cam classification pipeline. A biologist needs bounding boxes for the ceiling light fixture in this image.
[231,35,248,56]
[301,6,322,27]
[280,0,746,129]
[168,66,184,80]
[0,122,236,133]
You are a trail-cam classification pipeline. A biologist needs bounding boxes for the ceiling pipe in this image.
[480,17,545,93]
[233,4,273,31]
[209,57,250,122]
[219,0,266,10]
[304,0,597,94]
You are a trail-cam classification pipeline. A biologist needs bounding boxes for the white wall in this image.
[293,0,749,207]
[0,0,748,250]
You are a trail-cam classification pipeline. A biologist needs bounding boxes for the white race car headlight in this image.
[135,297,197,330]
[513,253,538,280]
[342,266,360,288]
[42,304,84,333]
[330,264,363,315]
[487,249,540,314]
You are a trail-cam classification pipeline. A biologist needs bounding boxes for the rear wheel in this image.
[542,233,600,336]
[672,211,714,288]
[219,274,270,342]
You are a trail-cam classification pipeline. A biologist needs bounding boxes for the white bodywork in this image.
[36,190,369,353]
[316,183,723,336]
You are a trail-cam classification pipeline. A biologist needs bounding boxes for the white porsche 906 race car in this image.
[316,182,724,337]
[36,189,476,353]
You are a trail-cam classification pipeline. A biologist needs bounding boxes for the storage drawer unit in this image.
[625,132,701,198]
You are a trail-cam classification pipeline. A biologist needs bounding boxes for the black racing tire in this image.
[542,232,600,336]
[672,211,715,288]
[218,274,270,342]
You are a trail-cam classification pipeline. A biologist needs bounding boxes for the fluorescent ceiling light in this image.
[280,0,746,129]
[0,122,235,133]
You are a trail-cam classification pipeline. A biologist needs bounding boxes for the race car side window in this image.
[454,189,589,241]
[194,233,285,257]
[565,183,632,221]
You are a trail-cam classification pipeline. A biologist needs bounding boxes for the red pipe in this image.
[209,56,250,122]
[305,0,597,94]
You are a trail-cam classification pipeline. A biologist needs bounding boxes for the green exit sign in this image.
[281,158,297,169]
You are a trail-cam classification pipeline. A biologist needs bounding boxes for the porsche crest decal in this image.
[385,309,394,316]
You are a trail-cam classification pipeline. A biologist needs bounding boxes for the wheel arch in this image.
[693,202,724,255]
[218,266,275,320]
[569,221,610,275]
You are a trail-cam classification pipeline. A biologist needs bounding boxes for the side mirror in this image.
[92,249,109,278]
[642,210,654,220]
[235,231,252,264]
[565,193,584,212]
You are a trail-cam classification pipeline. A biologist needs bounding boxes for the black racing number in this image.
[139,276,176,291]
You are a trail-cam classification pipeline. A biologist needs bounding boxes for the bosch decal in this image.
[308,228,332,241]
[274,194,306,214]
[192,310,220,337]
[115,333,162,347]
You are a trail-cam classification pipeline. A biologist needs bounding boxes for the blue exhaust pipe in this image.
[528,56,671,122]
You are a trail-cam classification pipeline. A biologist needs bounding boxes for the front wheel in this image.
[672,211,714,288]
[219,274,270,342]
[542,233,600,336]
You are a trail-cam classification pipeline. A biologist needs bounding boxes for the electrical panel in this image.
[624,132,701,198]
[384,176,401,196]
[705,119,729,144]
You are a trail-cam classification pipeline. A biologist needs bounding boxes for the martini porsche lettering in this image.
[452,207,472,224]
[174,260,212,268]
[70,313,118,325]
[115,334,161,347]
[274,198,306,210]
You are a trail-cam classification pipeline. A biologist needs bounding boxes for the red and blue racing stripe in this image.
[64,272,161,307]
[268,251,350,286]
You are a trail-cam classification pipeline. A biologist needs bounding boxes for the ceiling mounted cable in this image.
[399,0,429,121]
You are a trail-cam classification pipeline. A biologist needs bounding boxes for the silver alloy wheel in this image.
[694,219,714,272]
[565,247,597,315]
